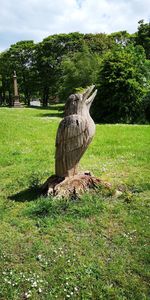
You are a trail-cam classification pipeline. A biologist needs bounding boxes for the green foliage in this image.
[83,33,115,54]
[0,50,14,105]
[59,45,101,100]
[34,33,85,106]
[0,32,114,107]
[136,20,150,59]
[0,21,149,123]
[0,108,149,299]
[0,41,36,106]
[110,30,133,46]
[142,89,150,122]
[93,44,149,123]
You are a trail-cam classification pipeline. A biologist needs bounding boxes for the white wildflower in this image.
[31,281,37,288]
[37,254,42,261]
[24,291,31,299]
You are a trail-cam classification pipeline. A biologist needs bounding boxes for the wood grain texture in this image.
[55,86,97,177]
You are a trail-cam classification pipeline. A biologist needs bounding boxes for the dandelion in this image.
[38,288,42,293]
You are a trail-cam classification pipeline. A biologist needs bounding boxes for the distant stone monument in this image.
[13,71,21,107]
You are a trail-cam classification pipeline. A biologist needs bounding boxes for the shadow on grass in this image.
[9,186,41,202]
[28,104,64,118]
[28,104,64,110]
[36,112,63,118]
[9,186,105,220]
[129,182,150,193]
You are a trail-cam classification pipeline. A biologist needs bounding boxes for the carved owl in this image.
[55,85,97,177]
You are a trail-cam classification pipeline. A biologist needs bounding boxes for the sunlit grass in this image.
[0,107,149,299]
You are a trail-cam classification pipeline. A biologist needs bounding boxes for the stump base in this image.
[41,172,112,199]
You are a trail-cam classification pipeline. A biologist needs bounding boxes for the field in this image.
[0,106,149,300]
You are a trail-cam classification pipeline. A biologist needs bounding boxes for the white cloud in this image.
[0,0,149,51]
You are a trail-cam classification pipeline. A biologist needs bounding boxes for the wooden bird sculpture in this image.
[55,85,97,178]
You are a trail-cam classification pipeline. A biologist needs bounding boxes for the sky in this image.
[0,0,149,51]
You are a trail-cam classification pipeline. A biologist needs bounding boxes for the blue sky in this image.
[0,0,149,51]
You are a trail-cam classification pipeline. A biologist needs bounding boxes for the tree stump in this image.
[41,172,112,199]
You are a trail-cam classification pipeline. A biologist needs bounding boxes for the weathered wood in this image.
[41,86,107,198]
[55,85,97,177]
[41,172,112,199]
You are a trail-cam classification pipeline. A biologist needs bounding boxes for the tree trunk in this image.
[25,91,30,106]
[27,97,30,107]
[8,90,12,106]
[43,87,49,107]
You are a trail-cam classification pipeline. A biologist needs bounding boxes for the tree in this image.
[136,20,150,59]
[0,41,37,106]
[84,33,114,54]
[0,51,13,105]
[8,41,37,106]
[58,45,101,100]
[92,44,149,123]
[35,33,84,107]
[110,31,134,46]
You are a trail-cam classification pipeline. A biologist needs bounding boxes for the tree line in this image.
[0,20,150,123]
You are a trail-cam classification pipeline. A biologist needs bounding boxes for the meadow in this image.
[0,106,149,300]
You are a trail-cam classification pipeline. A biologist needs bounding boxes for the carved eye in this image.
[73,100,77,105]
[75,97,79,102]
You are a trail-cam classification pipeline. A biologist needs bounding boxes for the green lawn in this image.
[0,107,149,300]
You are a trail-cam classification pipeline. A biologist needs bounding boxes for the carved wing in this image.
[55,114,89,177]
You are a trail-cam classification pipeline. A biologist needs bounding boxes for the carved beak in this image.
[83,85,97,107]
[83,85,95,101]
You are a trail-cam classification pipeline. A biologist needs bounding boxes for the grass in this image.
[0,106,149,299]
